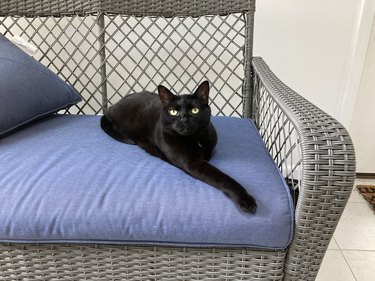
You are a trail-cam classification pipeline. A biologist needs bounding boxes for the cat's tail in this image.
[100,115,136,144]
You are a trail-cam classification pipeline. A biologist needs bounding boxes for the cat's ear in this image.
[194,81,210,105]
[158,85,174,106]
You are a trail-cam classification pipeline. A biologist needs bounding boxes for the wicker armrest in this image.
[251,57,356,280]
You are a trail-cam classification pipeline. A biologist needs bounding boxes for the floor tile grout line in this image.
[333,236,339,249]
[319,249,357,281]
[334,216,360,281]
[336,234,359,281]
[337,179,375,280]
[340,250,359,281]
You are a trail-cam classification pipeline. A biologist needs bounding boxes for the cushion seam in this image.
[0,100,80,137]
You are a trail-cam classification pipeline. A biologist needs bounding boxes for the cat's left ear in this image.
[158,85,175,106]
[194,81,210,105]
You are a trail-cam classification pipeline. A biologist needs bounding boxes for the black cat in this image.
[100,81,257,213]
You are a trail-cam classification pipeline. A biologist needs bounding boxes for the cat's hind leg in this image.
[100,115,136,144]
[137,142,166,160]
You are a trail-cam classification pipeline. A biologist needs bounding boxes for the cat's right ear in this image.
[158,85,174,106]
[194,81,210,105]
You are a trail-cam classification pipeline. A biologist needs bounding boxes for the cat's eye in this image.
[168,109,179,116]
[191,108,200,114]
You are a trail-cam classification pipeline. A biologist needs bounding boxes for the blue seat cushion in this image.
[0,115,294,249]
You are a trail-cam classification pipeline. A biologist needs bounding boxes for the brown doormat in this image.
[356,185,375,212]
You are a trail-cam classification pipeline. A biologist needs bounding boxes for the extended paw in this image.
[224,190,257,214]
[237,194,257,214]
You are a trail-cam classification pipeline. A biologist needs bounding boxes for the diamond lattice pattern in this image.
[253,73,302,203]
[0,13,247,116]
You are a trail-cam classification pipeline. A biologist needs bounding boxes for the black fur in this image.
[100,81,257,213]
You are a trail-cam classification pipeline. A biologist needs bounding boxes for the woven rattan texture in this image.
[0,13,248,116]
[0,244,286,280]
[252,57,356,281]
[0,0,255,17]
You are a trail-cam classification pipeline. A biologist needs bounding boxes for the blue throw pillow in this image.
[0,34,81,137]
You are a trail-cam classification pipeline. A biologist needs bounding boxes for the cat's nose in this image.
[180,116,189,124]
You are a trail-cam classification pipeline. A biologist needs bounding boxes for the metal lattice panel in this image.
[253,71,302,203]
[102,13,246,116]
[0,12,248,116]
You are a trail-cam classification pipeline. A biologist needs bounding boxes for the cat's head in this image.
[158,81,211,136]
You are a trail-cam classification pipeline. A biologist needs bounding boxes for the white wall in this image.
[253,0,362,124]
[349,16,375,173]
[254,0,375,173]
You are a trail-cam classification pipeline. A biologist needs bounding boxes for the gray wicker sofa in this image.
[0,0,355,280]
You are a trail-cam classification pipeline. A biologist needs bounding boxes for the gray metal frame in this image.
[0,1,355,280]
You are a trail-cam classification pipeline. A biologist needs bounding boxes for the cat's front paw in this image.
[237,193,257,214]
[224,190,257,214]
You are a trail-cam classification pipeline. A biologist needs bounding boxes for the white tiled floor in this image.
[316,179,375,281]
